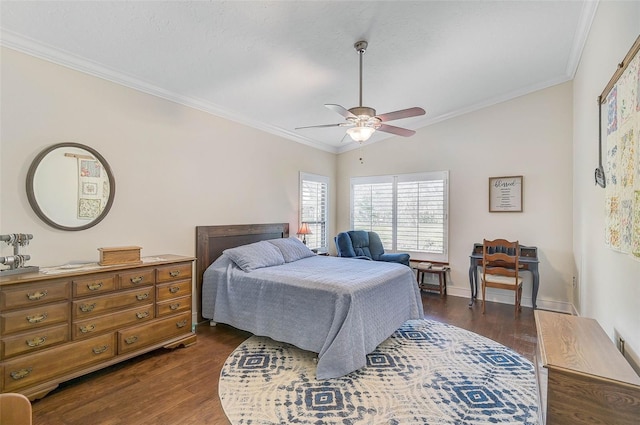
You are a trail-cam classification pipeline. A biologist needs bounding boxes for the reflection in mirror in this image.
[26,143,115,231]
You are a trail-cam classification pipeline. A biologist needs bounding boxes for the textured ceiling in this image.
[0,1,597,153]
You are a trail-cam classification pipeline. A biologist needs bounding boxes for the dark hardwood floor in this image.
[30,293,537,425]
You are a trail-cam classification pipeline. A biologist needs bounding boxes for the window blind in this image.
[300,172,329,252]
[351,171,448,261]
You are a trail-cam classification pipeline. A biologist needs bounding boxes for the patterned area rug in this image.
[219,320,539,424]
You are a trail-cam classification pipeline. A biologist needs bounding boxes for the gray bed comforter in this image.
[202,254,424,379]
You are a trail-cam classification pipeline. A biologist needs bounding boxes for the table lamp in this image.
[296,223,312,245]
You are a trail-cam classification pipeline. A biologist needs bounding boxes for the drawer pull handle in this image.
[26,313,48,324]
[130,276,144,284]
[170,303,181,310]
[136,311,150,319]
[87,282,103,291]
[26,336,47,347]
[169,286,180,294]
[80,324,96,333]
[80,303,96,312]
[10,368,32,380]
[169,270,181,277]
[176,319,188,328]
[27,290,48,301]
[125,336,138,345]
[93,345,109,354]
[136,293,149,301]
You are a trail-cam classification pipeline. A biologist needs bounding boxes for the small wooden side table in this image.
[412,261,449,297]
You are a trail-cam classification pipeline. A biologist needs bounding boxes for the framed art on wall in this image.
[489,176,523,212]
[599,35,640,259]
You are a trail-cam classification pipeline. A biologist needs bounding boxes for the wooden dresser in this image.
[534,310,640,424]
[0,255,196,400]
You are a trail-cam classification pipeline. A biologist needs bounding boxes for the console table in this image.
[468,242,539,308]
[534,310,640,424]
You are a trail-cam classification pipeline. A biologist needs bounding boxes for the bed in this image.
[196,223,424,379]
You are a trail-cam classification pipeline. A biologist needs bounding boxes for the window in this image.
[300,172,329,252]
[351,171,448,262]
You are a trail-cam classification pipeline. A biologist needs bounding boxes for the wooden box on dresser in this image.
[0,254,196,400]
[534,310,640,425]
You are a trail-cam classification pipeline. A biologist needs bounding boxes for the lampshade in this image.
[347,126,375,142]
[296,223,312,235]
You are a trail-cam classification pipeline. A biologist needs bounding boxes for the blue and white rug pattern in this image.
[219,319,539,424]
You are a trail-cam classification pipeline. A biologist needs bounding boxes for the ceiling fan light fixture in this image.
[347,126,375,142]
[296,40,426,144]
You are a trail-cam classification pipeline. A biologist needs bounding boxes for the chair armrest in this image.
[378,253,411,267]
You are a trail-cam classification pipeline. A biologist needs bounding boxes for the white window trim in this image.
[299,172,330,253]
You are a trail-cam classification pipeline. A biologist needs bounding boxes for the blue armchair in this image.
[334,230,410,267]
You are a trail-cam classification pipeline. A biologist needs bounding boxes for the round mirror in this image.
[26,143,115,231]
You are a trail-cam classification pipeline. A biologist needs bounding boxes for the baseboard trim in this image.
[444,286,573,314]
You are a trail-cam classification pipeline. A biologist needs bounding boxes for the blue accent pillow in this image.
[267,237,316,262]
[223,240,285,272]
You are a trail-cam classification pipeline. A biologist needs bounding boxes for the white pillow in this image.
[223,240,285,272]
[267,237,316,263]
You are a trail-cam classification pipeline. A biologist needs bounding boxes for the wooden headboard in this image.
[194,223,289,323]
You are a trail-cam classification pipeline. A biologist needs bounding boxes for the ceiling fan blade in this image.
[295,123,349,130]
[325,104,357,119]
[378,124,416,137]
[376,107,426,122]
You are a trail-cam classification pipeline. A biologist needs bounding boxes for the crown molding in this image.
[0,29,338,154]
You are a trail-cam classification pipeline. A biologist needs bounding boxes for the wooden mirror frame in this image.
[26,142,116,231]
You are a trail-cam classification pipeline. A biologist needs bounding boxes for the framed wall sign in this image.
[489,176,523,212]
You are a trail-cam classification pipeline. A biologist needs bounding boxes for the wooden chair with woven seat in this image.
[481,238,523,317]
[0,393,32,425]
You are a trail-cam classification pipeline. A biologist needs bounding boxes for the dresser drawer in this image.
[156,295,191,317]
[73,304,154,339]
[1,323,69,359]
[2,333,115,392]
[118,268,155,289]
[156,262,192,283]
[156,279,191,302]
[0,280,70,310]
[72,273,117,297]
[1,302,69,335]
[72,287,154,319]
[118,312,191,354]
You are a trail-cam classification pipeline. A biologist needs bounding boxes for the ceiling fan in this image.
[296,40,426,143]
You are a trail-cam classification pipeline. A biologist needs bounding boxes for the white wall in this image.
[572,1,640,372]
[0,47,336,271]
[336,82,575,312]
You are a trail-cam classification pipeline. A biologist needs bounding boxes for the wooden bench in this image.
[412,261,450,297]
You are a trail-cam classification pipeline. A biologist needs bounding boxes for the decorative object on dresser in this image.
[98,246,142,266]
[1,234,39,276]
[534,310,640,425]
[0,255,196,400]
